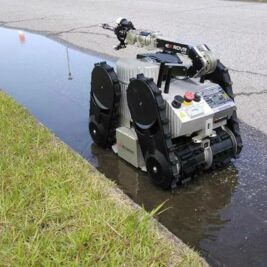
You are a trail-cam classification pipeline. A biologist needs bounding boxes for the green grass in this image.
[0,91,205,266]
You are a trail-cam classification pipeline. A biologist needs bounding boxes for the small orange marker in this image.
[18,30,25,44]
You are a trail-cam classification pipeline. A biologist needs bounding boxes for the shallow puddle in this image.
[0,27,266,267]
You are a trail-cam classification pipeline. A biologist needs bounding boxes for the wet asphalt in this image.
[0,28,266,267]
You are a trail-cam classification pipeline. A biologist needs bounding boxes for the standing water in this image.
[0,27,266,267]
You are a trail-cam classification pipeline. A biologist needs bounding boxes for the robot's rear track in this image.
[89,62,121,148]
[127,74,180,189]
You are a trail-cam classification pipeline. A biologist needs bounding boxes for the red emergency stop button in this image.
[184,91,195,102]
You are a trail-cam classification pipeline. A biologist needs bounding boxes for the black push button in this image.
[172,95,184,108]
[194,92,201,102]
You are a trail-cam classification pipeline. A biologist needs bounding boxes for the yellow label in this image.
[178,111,187,121]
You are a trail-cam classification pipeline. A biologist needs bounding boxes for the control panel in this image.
[200,86,232,109]
[164,79,236,138]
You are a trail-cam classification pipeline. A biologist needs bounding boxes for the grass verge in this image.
[0,91,205,266]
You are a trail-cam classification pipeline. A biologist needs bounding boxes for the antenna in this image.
[66,47,73,80]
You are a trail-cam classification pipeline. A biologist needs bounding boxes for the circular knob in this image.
[194,92,201,102]
[184,91,195,102]
[172,95,184,108]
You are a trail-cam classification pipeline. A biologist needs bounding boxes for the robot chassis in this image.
[89,18,243,189]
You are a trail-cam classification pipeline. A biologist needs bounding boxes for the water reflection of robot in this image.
[91,142,238,248]
[89,18,242,189]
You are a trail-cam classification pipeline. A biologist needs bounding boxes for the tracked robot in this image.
[89,18,242,189]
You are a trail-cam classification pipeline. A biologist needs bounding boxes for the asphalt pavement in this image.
[0,0,267,135]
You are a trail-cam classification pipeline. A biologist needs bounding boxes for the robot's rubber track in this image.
[127,74,179,189]
[89,62,121,148]
[173,126,236,180]
[174,138,206,179]
[203,61,243,157]
[210,127,236,168]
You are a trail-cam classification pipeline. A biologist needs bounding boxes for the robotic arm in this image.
[100,18,217,78]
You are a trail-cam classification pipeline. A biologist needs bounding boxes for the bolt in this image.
[93,129,96,135]
[152,166,157,173]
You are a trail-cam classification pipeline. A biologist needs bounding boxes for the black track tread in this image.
[90,62,121,147]
[141,75,180,188]
[106,81,121,146]
[210,128,234,169]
